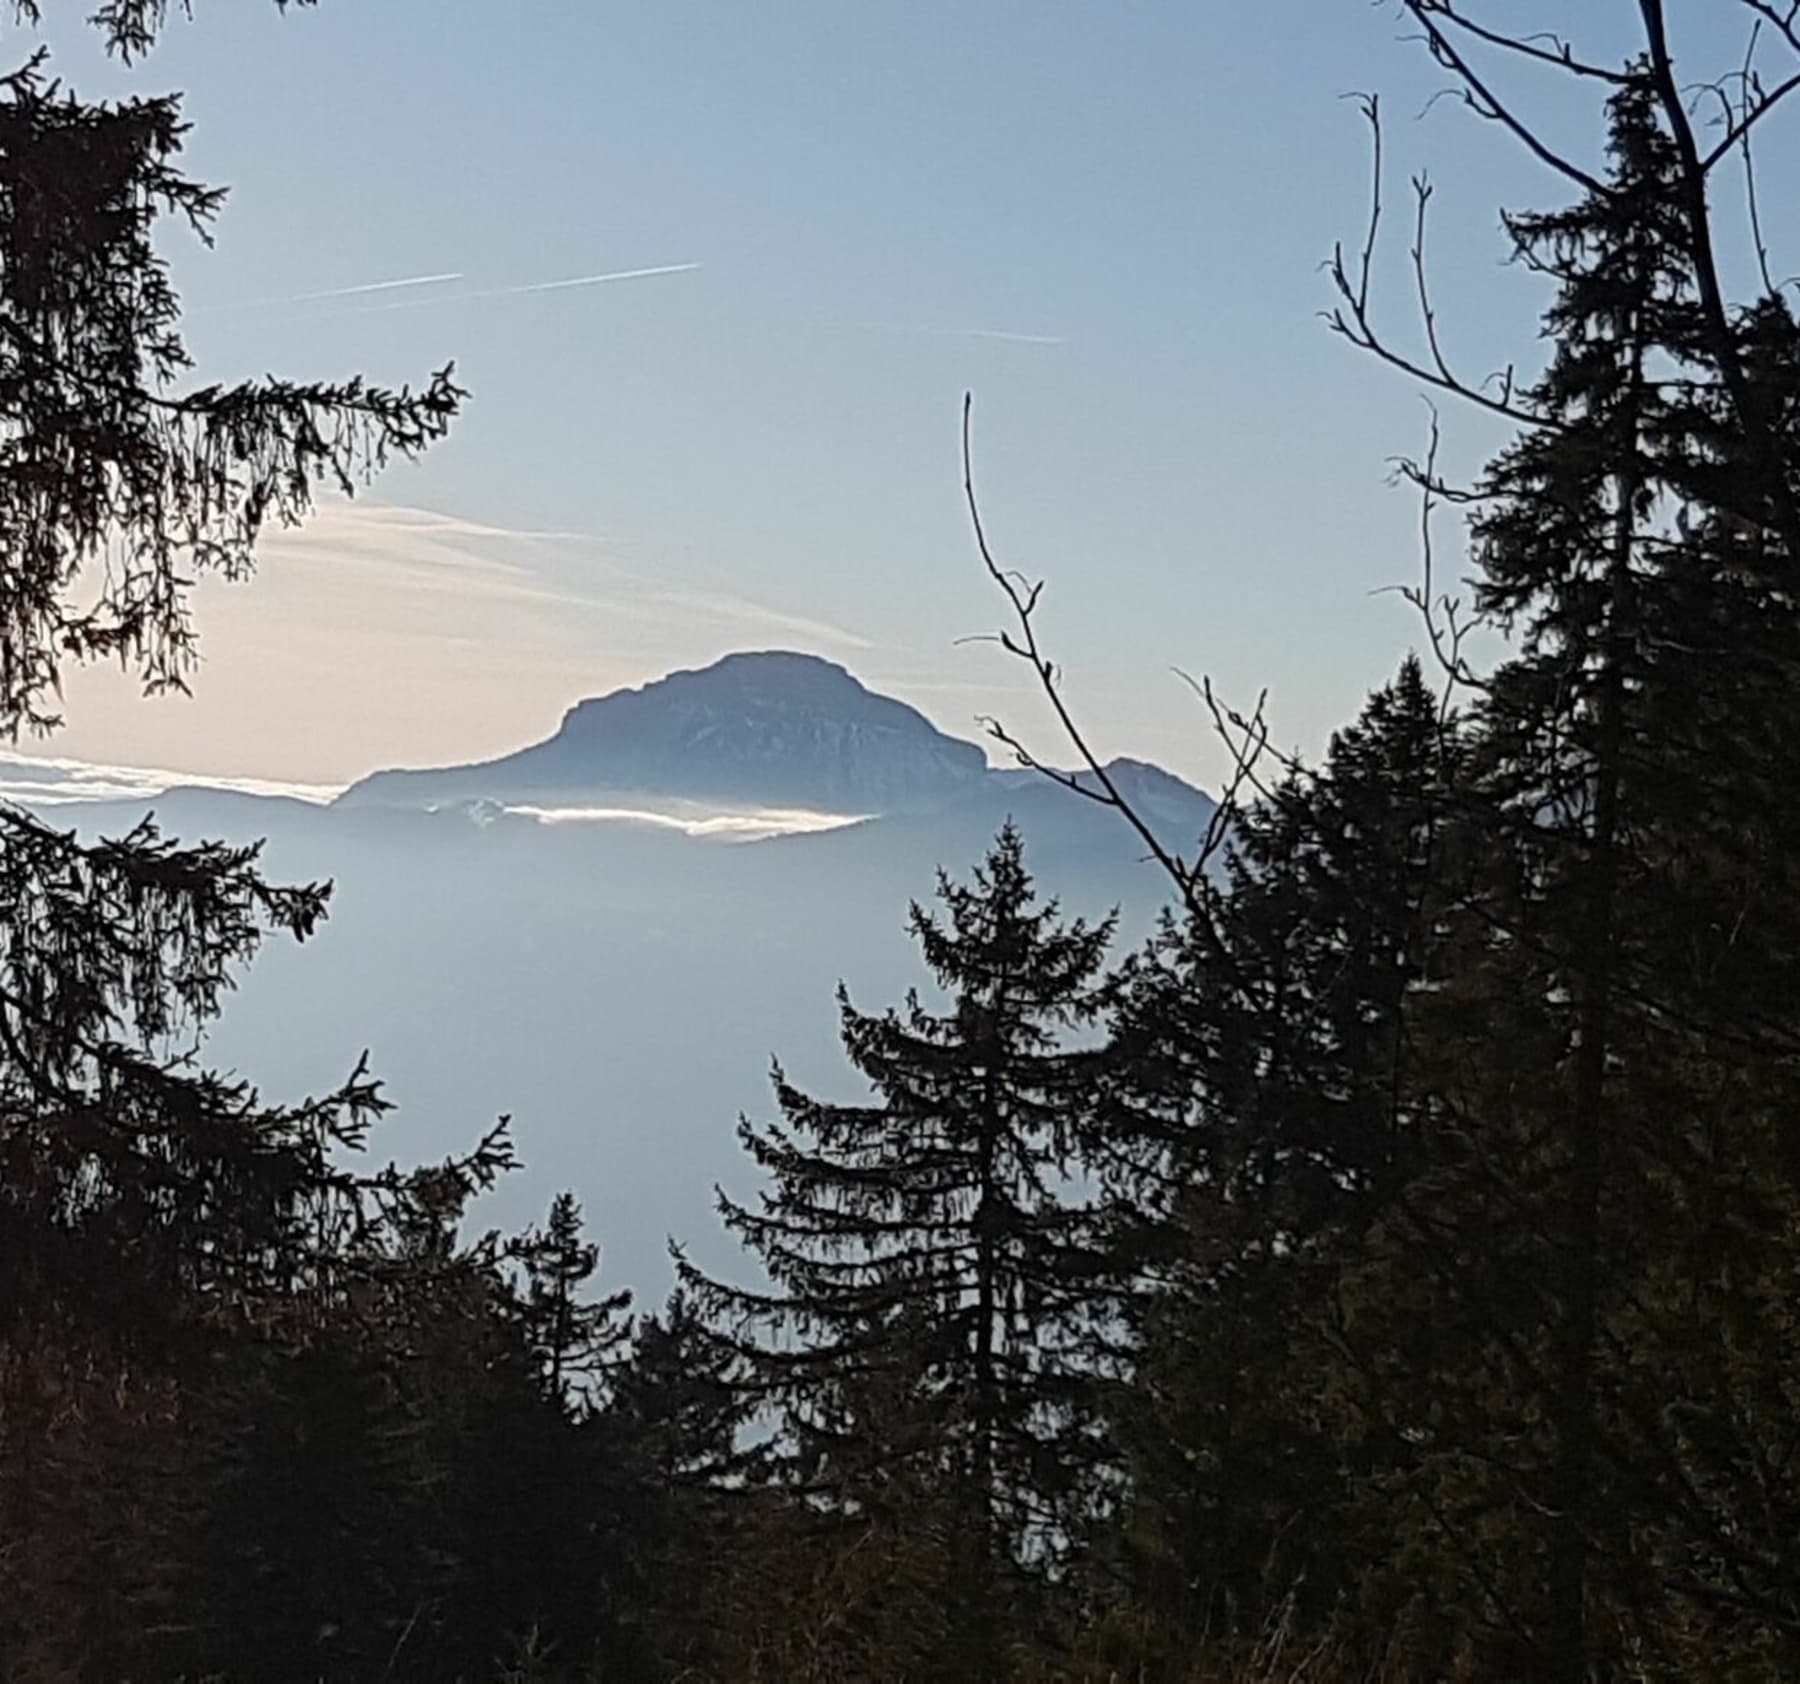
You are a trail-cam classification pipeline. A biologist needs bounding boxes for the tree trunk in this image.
[1548,347,1642,1681]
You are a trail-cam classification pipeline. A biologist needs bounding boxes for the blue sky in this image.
[28,2,1792,787]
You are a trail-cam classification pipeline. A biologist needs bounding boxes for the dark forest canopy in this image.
[4,2,1800,1681]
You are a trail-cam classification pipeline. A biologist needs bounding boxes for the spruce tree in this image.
[0,5,472,1674]
[683,823,1116,1679]
[511,1191,632,1409]
[1318,81,1800,1672]
[1450,81,1800,1670]
[0,45,458,735]
[600,1291,749,1679]
[1096,657,1461,1658]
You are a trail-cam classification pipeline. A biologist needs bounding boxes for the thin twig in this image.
[1410,3,1629,86]
[1325,97,1555,432]
[1393,403,1491,702]
[1729,26,1779,293]
[961,394,1199,905]
[1400,0,1613,196]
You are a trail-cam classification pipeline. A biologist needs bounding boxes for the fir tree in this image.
[683,824,1117,1679]
[1450,81,1800,1669]
[1096,657,1460,1657]
[598,1291,749,1679]
[511,1191,632,1410]
[1320,82,1800,1672]
[0,5,473,1674]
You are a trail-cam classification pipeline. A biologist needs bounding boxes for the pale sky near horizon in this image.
[18,2,1793,790]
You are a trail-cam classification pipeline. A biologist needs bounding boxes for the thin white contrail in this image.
[958,327,1066,346]
[318,262,703,318]
[205,272,465,314]
[287,271,465,302]
[862,320,1066,347]
[499,263,703,295]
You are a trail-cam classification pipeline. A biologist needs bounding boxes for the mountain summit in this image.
[338,650,992,814]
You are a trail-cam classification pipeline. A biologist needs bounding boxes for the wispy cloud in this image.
[641,587,881,654]
[0,751,862,841]
[48,498,890,786]
[505,802,863,840]
[329,504,616,548]
[254,500,884,656]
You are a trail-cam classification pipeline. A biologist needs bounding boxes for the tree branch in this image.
[1412,3,1630,86]
[1399,0,1613,196]
[961,395,1202,904]
[1639,0,1800,559]
[1326,95,1555,431]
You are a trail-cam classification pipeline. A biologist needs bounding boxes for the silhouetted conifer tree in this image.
[1315,82,1800,1674]
[1094,657,1460,1660]
[0,5,477,1676]
[682,824,1117,1681]
[512,1191,633,1408]
[598,1290,749,1678]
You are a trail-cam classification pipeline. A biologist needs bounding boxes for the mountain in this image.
[335,648,1220,861]
[338,650,991,815]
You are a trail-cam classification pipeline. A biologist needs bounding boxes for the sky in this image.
[19,1,1795,791]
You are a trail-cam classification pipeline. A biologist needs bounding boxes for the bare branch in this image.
[1717,28,1779,294]
[1692,7,1800,172]
[1410,173,1457,391]
[1742,0,1800,60]
[1413,3,1630,86]
[1700,66,1800,170]
[1397,404,1491,706]
[1326,97,1556,431]
[1399,1,1613,196]
[1344,91,1383,322]
[1639,0,1800,559]
[1174,671,1289,865]
[962,395,1206,905]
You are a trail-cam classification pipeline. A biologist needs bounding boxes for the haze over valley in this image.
[7,649,1211,1297]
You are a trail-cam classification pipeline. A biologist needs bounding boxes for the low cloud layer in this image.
[0,752,342,808]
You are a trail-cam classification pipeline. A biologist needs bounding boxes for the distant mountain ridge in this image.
[338,651,995,816]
